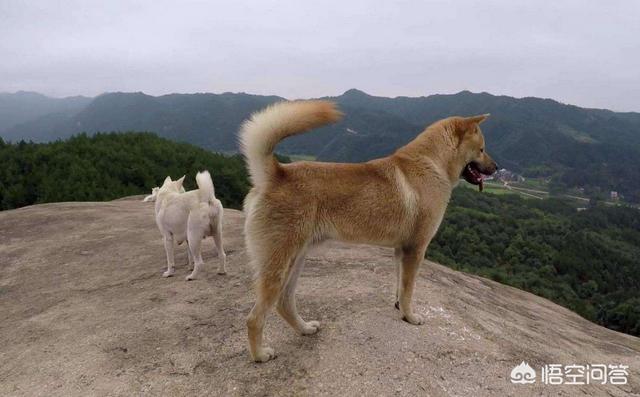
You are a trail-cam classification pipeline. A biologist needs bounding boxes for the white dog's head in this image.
[159,175,186,193]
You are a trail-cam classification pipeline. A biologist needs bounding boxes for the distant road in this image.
[485,182,546,199]
[488,181,628,207]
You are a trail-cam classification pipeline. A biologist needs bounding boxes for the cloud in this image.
[1,0,639,111]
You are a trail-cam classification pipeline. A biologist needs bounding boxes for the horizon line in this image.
[1,88,637,114]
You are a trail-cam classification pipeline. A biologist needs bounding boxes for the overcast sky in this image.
[1,0,639,111]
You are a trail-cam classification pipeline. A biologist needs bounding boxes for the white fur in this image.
[394,167,418,217]
[239,102,291,188]
[143,185,185,202]
[154,172,226,280]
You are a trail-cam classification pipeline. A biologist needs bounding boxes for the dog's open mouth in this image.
[462,162,488,192]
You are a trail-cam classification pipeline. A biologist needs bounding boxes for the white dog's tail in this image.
[239,100,342,188]
[196,170,215,203]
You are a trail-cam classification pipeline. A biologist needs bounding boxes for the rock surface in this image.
[1,197,639,396]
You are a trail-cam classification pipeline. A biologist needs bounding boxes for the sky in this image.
[1,0,639,111]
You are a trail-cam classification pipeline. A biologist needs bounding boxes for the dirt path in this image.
[1,197,638,396]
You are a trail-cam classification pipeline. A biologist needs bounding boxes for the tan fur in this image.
[240,101,497,362]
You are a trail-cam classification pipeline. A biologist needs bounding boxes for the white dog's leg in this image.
[187,242,194,270]
[276,250,320,335]
[213,218,226,275]
[162,235,176,277]
[185,233,204,281]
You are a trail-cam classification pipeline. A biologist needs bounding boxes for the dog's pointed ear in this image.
[467,114,490,125]
[175,175,186,187]
[161,176,172,187]
[455,114,490,142]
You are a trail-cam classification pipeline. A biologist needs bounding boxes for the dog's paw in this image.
[402,312,424,325]
[300,320,321,335]
[162,269,175,278]
[253,347,276,363]
[185,273,197,281]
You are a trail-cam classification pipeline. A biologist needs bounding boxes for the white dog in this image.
[154,172,226,280]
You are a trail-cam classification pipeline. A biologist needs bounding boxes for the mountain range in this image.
[2,89,640,201]
[0,91,91,137]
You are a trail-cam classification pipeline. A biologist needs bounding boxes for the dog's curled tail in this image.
[196,170,215,203]
[239,100,343,188]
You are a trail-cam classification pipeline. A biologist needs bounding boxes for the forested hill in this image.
[0,132,249,211]
[0,92,283,151]
[428,187,640,337]
[322,89,640,203]
[3,89,640,202]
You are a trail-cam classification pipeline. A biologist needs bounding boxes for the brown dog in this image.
[240,100,497,362]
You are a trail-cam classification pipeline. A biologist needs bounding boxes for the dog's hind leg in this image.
[394,247,402,310]
[247,246,298,363]
[276,250,320,335]
[398,245,427,325]
[185,233,204,281]
[186,242,194,270]
[186,210,209,281]
[162,235,176,278]
[212,216,226,275]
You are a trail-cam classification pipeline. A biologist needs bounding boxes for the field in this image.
[474,178,624,208]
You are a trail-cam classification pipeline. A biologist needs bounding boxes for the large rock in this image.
[1,198,638,396]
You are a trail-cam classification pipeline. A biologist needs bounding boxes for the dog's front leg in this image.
[394,247,402,310]
[398,245,427,325]
[162,235,176,277]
